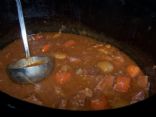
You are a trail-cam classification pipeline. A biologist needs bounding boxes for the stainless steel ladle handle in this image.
[16,0,30,58]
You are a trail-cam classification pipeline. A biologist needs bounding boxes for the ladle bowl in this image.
[8,56,53,84]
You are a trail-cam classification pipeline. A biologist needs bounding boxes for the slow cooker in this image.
[0,0,156,112]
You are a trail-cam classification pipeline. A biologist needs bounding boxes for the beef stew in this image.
[0,32,149,110]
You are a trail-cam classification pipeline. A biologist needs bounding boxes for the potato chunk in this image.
[97,61,114,73]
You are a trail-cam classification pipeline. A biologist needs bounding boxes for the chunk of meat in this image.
[131,91,145,104]
[94,75,114,94]
[54,71,72,85]
[113,76,131,93]
[126,65,140,78]
[90,96,109,110]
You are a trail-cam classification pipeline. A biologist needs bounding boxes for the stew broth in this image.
[0,32,149,110]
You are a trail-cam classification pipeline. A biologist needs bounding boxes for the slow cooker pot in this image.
[0,0,156,112]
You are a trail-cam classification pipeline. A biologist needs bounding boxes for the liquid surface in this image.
[0,32,149,110]
[26,60,45,67]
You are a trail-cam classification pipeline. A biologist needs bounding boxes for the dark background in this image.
[0,0,156,112]
[1,0,156,60]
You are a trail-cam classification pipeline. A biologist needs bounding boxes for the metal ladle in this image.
[7,0,53,84]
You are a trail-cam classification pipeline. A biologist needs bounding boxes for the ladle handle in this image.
[16,0,30,58]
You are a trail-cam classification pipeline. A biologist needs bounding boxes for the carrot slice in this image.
[63,40,76,47]
[42,44,51,53]
[55,72,72,85]
[90,97,109,110]
[126,65,140,78]
[113,76,131,93]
